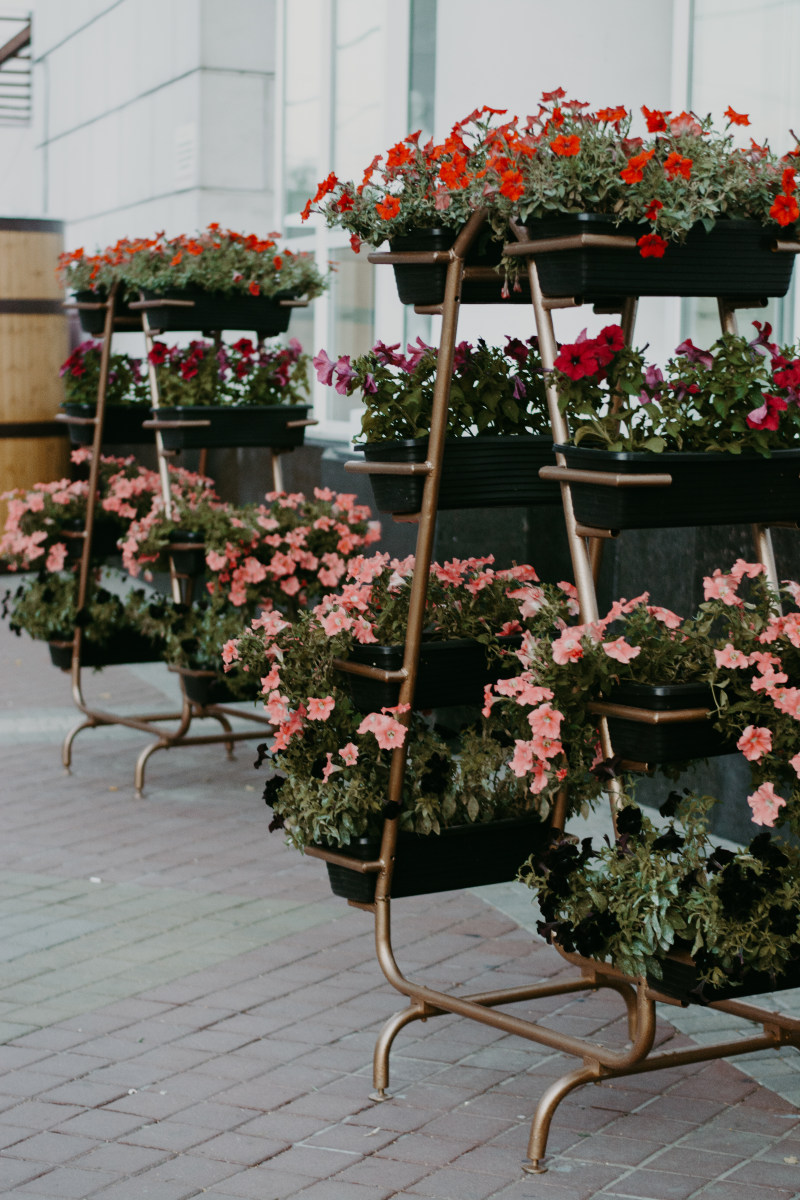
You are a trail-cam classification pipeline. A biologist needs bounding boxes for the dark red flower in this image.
[637,233,668,258]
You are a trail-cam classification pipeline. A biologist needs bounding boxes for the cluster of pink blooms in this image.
[0,450,165,572]
[705,561,800,827]
[241,553,577,773]
[124,486,380,608]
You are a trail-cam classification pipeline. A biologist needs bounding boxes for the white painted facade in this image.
[0,0,797,440]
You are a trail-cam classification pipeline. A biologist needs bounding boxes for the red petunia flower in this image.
[770,192,800,226]
[619,148,655,185]
[724,105,750,126]
[553,339,601,380]
[644,198,663,221]
[641,105,670,133]
[595,105,628,125]
[550,133,580,157]
[637,233,668,258]
[248,280,260,296]
[375,195,401,220]
[663,151,692,180]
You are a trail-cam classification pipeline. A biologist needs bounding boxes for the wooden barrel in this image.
[0,217,70,532]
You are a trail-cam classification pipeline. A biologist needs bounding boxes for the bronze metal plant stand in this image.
[306,210,800,1173]
[58,285,287,793]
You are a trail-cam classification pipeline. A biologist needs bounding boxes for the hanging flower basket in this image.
[150,404,312,451]
[390,228,528,306]
[600,681,734,763]
[341,635,523,710]
[514,215,795,301]
[322,814,550,902]
[136,287,297,336]
[62,402,153,447]
[555,444,800,529]
[357,434,558,513]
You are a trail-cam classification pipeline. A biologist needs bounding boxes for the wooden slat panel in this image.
[0,435,70,528]
[0,313,68,422]
[0,230,65,300]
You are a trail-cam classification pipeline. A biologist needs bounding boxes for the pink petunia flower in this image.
[307,696,335,721]
[602,637,641,664]
[356,712,407,750]
[714,644,749,669]
[339,743,359,766]
[747,781,786,827]
[737,725,772,761]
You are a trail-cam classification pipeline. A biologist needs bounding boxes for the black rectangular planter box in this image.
[323,815,549,902]
[176,667,260,706]
[151,404,311,450]
[62,403,153,446]
[74,291,140,334]
[648,950,800,1006]
[517,214,795,301]
[167,531,206,576]
[391,228,529,306]
[603,681,733,764]
[556,444,800,529]
[49,633,162,670]
[341,635,522,711]
[139,288,294,336]
[356,435,559,513]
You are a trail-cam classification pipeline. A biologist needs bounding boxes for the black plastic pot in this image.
[603,681,734,764]
[73,290,139,334]
[341,635,522,711]
[556,444,800,529]
[356,435,558,513]
[177,668,260,706]
[648,948,800,1006]
[49,633,162,670]
[518,214,795,301]
[167,530,206,576]
[323,815,550,902]
[151,404,311,451]
[62,403,153,446]
[390,228,528,306]
[63,518,121,563]
[139,287,295,335]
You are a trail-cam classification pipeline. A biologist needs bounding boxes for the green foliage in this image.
[525,795,800,991]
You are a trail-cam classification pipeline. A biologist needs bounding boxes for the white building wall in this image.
[1,0,278,252]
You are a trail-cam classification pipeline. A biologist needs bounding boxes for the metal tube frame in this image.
[312,215,800,1174]
[61,287,274,793]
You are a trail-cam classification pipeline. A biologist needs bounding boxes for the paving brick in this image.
[611,1167,710,1199]
[4,1130,96,1163]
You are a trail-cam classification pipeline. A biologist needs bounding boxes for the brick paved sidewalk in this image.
[1,625,800,1199]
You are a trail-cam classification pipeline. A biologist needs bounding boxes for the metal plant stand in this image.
[57,285,311,792]
[306,210,800,1173]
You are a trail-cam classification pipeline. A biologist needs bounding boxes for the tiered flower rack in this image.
[305,207,800,1175]
[57,282,315,792]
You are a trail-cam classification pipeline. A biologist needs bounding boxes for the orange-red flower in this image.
[724,105,750,126]
[499,167,524,202]
[770,192,800,226]
[248,280,260,296]
[644,198,663,221]
[663,151,692,180]
[541,87,567,103]
[669,111,702,137]
[375,195,401,220]
[782,167,797,194]
[641,105,670,133]
[550,133,580,157]
[595,105,627,125]
[637,233,668,258]
[619,148,655,184]
[272,256,283,271]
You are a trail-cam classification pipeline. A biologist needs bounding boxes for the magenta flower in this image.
[674,338,714,368]
[334,356,357,394]
[312,349,337,385]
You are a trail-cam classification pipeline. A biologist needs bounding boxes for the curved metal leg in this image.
[62,718,98,769]
[524,1064,602,1173]
[599,977,640,1042]
[134,738,169,796]
[371,1000,433,1099]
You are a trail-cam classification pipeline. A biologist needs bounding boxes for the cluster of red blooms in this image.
[552,326,625,381]
[304,91,800,260]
